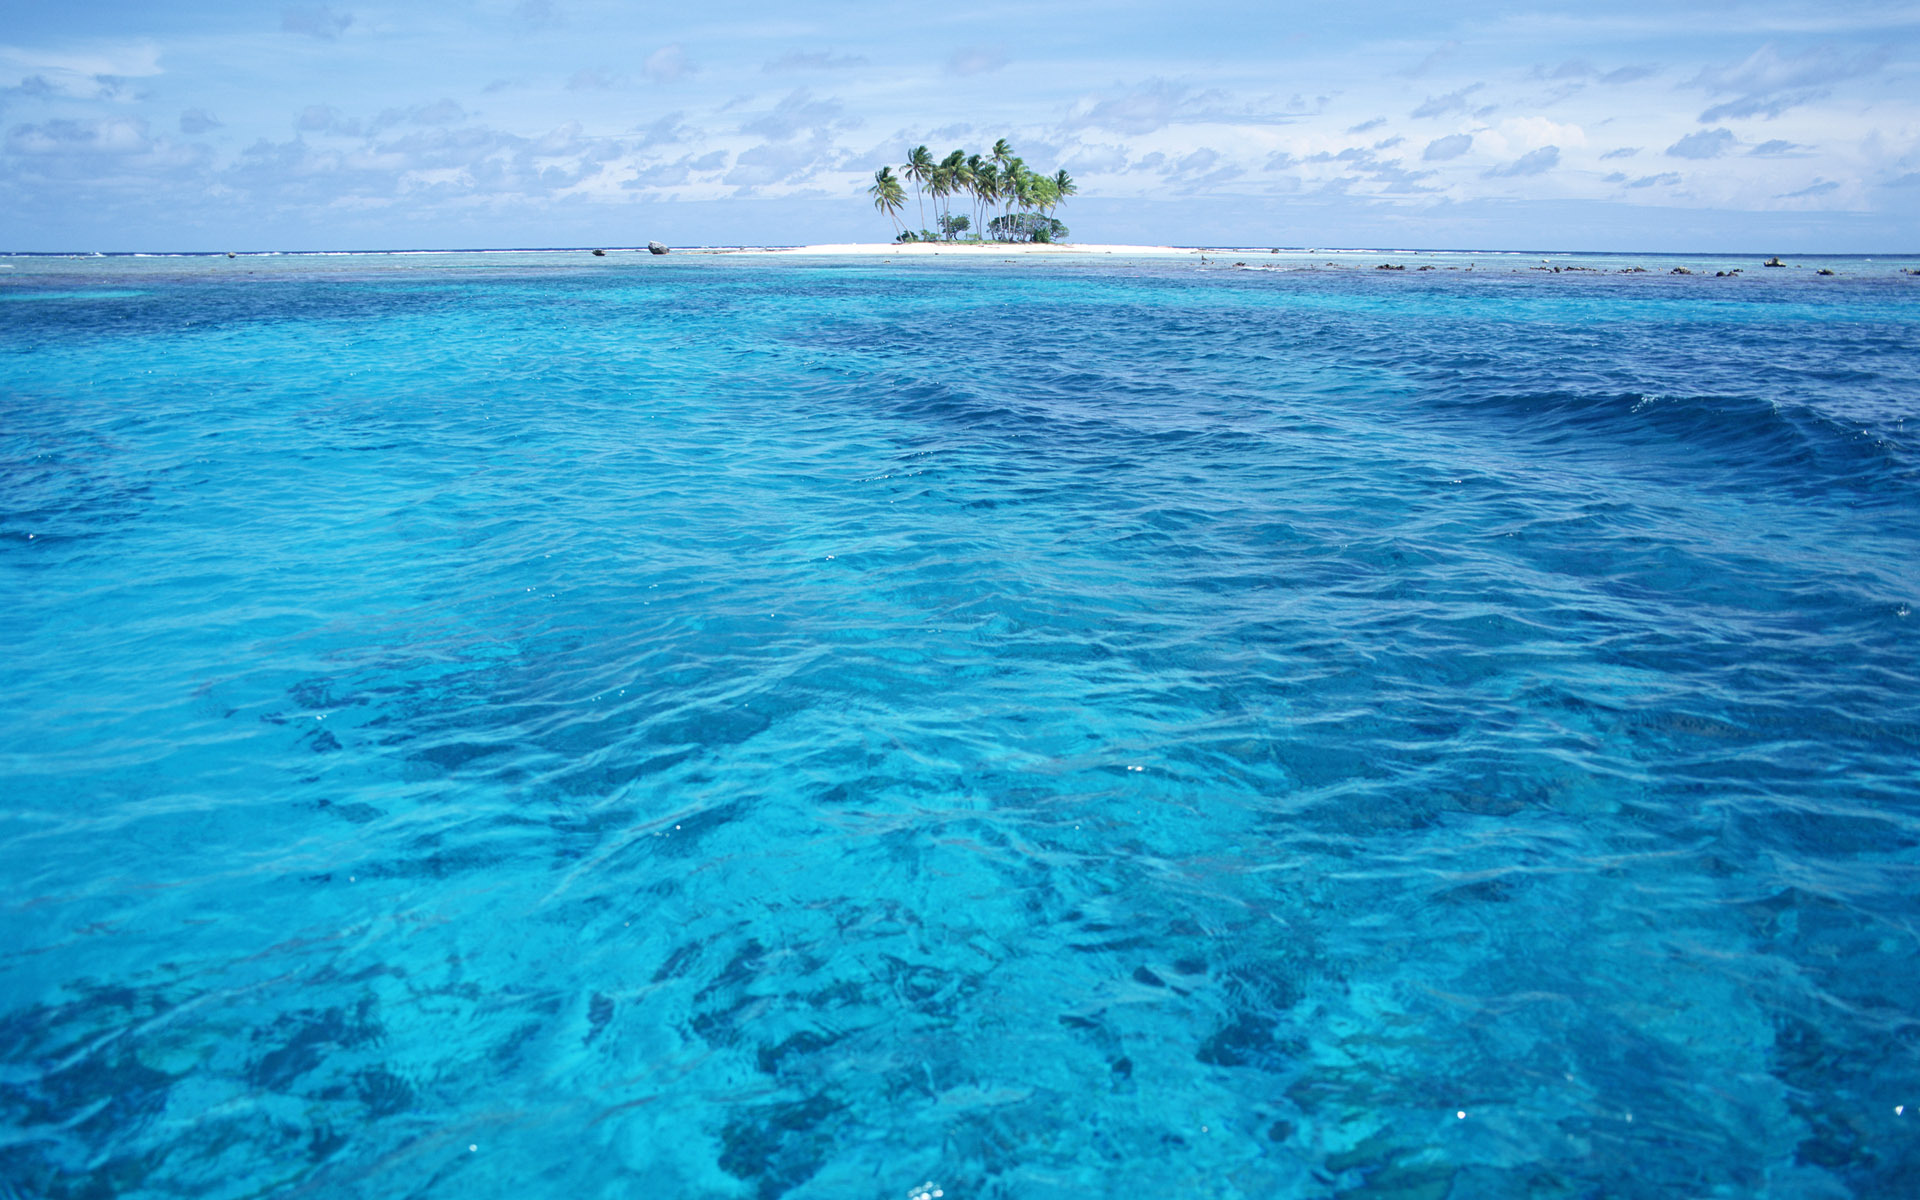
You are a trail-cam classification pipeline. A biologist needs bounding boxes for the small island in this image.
[869,140,1074,243]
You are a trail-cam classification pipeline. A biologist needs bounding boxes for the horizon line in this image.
[6,245,1917,259]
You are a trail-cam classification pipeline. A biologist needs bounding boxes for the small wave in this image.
[0,289,150,301]
[1423,388,1915,503]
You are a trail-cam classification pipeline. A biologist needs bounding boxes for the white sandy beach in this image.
[724,242,1204,257]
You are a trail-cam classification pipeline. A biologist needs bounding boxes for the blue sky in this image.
[1,1,1914,250]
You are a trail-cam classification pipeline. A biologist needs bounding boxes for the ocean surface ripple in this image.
[3,254,1918,1198]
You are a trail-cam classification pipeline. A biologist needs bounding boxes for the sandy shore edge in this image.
[716,242,1200,257]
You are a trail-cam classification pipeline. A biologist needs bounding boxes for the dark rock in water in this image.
[354,1067,415,1118]
[1671,267,1692,275]
[1375,263,1405,271]
[1764,256,1786,267]
[717,1094,843,1195]
[584,991,613,1045]
[648,241,669,255]
[1817,268,1836,276]
[1195,1012,1282,1066]
[591,248,606,256]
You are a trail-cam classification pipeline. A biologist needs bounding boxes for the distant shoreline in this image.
[3,246,1916,282]
[5,244,1917,260]
[0,243,1210,259]
[728,242,1195,257]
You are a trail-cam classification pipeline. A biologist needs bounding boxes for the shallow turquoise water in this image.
[2,252,1918,1198]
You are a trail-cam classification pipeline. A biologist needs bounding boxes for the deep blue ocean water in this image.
[2,249,1918,1199]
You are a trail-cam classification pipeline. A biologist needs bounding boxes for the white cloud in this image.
[1692,42,1891,121]
[1486,117,1586,155]
[9,117,155,156]
[726,137,840,189]
[1667,128,1735,159]
[296,105,360,135]
[642,44,695,84]
[739,89,855,142]
[1482,146,1559,177]
[635,112,690,146]
[405,99,465,126]
[2,4,1912,248]
[1777,178,1839,198]
[0,42,163,99]
[1411,84,1483,119]
[1059,80,1316,137]
[1539,59,1594,80]
[1068,80,1203,136]
[1600,64,1657,84]
[1400,41,1460,79]
[282,6,354,41]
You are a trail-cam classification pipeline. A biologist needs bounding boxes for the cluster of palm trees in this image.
[867,140,1075,242]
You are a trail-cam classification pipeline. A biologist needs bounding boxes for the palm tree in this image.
[867,140,1074,243]
[933,150,967,236]
[965,154,987,235]
[902,145,934,232]
[951,155,976,238]
[868,166,906,235]
[933,149,960,224]
[990,141,1013,232]
[974,162,999,237]
[1030,174,1059,218]
[927,163,950,232]
[1003,156,1027,225]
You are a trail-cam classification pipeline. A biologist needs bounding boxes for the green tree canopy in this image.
[874,139,1078,242]
[868,166,906,234]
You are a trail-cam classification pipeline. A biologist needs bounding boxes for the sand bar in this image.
[722,242,1200,257]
